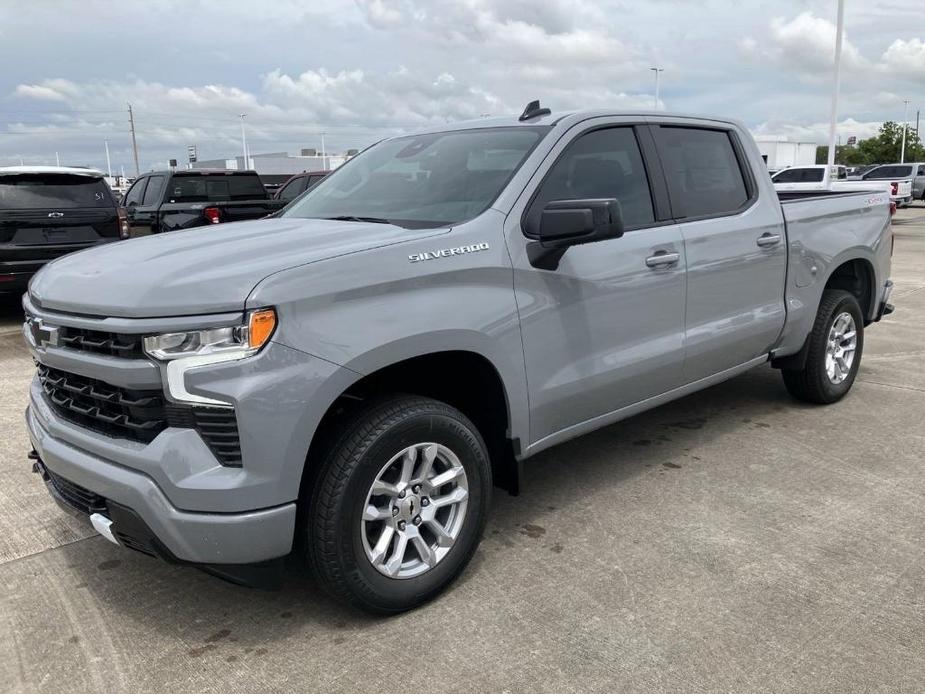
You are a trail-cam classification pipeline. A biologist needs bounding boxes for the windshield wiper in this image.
[321,215,393,224]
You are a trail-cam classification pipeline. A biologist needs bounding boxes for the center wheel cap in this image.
[397,493,419,521]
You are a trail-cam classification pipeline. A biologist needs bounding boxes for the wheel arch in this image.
[300,342,526,501]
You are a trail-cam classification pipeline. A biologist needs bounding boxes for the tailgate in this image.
[0,208,120,246]
[213,200,281,223]
[896,179,913,197]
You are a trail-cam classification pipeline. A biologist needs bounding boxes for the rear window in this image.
[0,174,114,209]
[166,174,267,202]
[773,168,825,183]
[865,165,914,179]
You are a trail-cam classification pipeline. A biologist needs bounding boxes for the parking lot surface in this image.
[2,208,925,693]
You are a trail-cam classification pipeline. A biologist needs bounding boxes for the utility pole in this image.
[55,152,60,166]
[649,67,664,110]
[900,99,910,163]
[321,132,327,169]
[127,103,140,176]
[104,140,112,178]
[826,0,845,184]
[239,113,249,170]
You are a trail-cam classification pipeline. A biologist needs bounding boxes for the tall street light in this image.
[649,67,664,110]
[900,99,910,163]
[239,113,249,170]
[825,0,845,182]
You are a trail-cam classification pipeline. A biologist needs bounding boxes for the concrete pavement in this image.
[1,208,925,693]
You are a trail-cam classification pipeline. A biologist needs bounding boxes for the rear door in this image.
[507,120,687,445]
[651,123,787,382]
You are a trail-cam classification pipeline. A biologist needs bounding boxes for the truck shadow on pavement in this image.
[53,363,806,647]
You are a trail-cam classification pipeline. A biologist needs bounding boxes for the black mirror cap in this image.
[531,198,625,248]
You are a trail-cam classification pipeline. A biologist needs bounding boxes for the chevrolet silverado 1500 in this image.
[24,103,894,612]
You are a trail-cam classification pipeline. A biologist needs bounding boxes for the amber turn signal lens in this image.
[248,309,276,350]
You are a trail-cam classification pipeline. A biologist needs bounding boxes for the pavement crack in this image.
[0,534,97,570]
[857,378,925,394]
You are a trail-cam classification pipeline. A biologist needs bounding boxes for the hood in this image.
[29,217,443,317]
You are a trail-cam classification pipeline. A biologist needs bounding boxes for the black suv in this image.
[0,167,125,292]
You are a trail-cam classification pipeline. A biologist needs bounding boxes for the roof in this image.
[144,169,261,176]
[397,108,743,138]
[0,165,106,177]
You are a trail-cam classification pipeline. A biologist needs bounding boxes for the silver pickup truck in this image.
[23,103,894,612]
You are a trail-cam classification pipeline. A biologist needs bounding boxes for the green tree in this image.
[815,121,923,166]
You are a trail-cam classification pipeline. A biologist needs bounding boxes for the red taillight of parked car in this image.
[117,207,130,239]
[204,207,222,224]
[891,182,898,195]
[890,201,897,217]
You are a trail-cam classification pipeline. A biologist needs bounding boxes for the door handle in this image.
[645,251,680,268]
[756,233,782,248]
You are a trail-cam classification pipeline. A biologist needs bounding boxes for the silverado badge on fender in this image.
[408,242,490,263]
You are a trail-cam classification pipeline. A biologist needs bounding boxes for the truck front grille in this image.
[57,326,146,359]
[38,364,166,442]
[37,364,243,466]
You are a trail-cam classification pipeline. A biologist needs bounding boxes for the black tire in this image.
[782,289,864,404]
[305,395,491,614]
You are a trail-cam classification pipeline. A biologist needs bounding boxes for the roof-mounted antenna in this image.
[519,99,551,122]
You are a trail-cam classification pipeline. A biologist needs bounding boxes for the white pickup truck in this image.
[773,165,911,210]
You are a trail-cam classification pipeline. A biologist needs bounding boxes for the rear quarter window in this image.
[0,175,114,209]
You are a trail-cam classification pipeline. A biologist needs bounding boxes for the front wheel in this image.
[782,289,864,404]
[305,395,491,613]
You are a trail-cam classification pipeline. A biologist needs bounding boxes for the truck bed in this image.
[773,187,892,358]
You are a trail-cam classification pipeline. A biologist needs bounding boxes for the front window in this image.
[282,126,549,229]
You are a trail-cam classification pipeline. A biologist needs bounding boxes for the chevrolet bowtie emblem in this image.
[26,317,59,349]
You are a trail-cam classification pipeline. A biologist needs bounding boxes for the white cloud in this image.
[881,38,925,81]
[3,1,924,169]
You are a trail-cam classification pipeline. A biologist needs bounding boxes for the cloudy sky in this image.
[0,0,922,172]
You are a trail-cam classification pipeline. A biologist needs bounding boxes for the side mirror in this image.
[532,198,624,247]
[525,198,624,269]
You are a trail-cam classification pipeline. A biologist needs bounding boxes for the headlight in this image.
[143,308,276,361]
[144,308,276,407]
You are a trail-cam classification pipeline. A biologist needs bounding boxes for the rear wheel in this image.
[305,395,491,613]
[782,289,864,404]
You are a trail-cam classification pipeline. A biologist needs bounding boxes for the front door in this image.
[507,122,687,447]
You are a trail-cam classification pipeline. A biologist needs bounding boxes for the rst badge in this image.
[409,242,490,263]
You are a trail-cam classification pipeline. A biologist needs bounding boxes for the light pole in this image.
[649,67,664,110]
[900,99,910,163]
[321,132,327,170]
[239,113,249,170]
[825,0,845,183]
[104,140,112,178]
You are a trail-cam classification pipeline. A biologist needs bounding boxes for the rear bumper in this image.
[26,403,296,565]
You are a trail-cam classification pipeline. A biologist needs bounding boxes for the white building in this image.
[754,137,818,171]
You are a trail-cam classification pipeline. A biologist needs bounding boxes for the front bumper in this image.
[27,402,296,565]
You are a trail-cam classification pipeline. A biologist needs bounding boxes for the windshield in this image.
[282,126,549,228]
[0,174,114,209]
[865,165,913,179]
